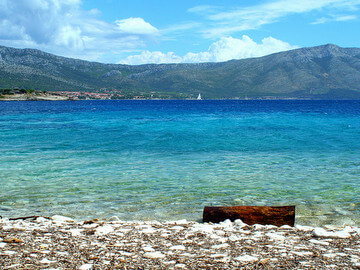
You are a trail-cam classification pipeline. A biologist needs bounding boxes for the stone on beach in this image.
[234,254,258,262]
[174,263,187,269]
[190,223,214,234]
[143,245,155,252]
[211,243,230,249]
[169,245,186,251]
[51,215,75,224]
[309,239,330,246]
[108,216,120,222]
[35,217,50,223]
[234,219,247,228]
[3,237,22,243]
[143,251,166,259]
[295,224,315,231]
[69,228,83,236]
[266,232,286,241]
[1,217,360,269]
[312,227,351,238]
[39,258,57,264]
[78,263,93,270]
[94,225,114,235]
[2,250,17,256]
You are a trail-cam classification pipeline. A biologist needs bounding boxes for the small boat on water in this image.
[197,93,202,100]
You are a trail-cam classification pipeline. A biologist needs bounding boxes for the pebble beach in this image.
[1,215,359,269]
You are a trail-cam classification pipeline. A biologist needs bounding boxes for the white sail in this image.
[197,93,202,100]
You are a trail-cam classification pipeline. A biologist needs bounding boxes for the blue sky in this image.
[0,0,359,64]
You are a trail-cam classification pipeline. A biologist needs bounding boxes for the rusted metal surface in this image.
[203,205,295,226]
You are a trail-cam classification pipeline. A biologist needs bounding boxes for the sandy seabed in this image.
[0,215,359,269]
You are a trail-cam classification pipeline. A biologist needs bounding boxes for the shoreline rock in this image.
[0,216,359,269]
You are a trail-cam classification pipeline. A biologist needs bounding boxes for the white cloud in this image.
[336,14,357,20]
[189,0,360,38]
[161,22,202,35]
[115,17,159,36]
[312,14,357,24]
[119,51,182,65]
[120,35,297,65]
[0,0,159,61]
[0,0,358,64]
[187,5,220,14]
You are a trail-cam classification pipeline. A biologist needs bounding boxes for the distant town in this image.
[52,88,192,100]
[0,88,192,100]
[1,88,315,101]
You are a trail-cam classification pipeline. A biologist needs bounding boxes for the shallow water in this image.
[0,100,359,225]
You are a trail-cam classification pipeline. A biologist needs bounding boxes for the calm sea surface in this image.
[0,100,359,225]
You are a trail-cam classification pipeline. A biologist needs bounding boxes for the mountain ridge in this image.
[1,44,360,99]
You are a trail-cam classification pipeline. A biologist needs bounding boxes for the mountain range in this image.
[1,44,360,99]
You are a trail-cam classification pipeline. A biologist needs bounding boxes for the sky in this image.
[0,0,359,64]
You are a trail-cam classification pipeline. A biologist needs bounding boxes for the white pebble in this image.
[108,216,120,222]
[169,245,186,251]
[210,253,226,258]
[2,250,17,256]
[2,264,21,269]
[69,229,83,237]
[143,251,166,259]
[211,243,230,249]
[266,232,285,241]
[313,228,351,239]
[228,235,240,242]
[163,260,176,265]
[78,264,93,270]
[234,254,258,262]
[175,219,188,225]
[280,225,293,230]
[143,246,155,252]
[51,215,75,223]
[333,230,351,238]
[120,251,133,257]
[323,253,337,258]
[265,224,278,230]
[219,219,233,227]
[253,224,265,230]
[169,226,185,231]
[191,223,214,234]
[36,217,49,223]
[39,258,56,264]
[175,263,187,269]
[290,251,313,256]
[142,228,156,234]
[57,251,69,256]
[295,225,314,232]
[234,219,247,227]
[309,239,329,246]
[95,225,114,236]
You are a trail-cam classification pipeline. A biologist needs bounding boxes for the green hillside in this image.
[1,44,360,99]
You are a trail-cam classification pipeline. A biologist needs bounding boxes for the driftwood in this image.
[203,205,295,226]
[8,215,50,221]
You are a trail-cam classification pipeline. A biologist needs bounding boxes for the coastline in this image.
[0,93,69,101]
[1,216,359,269]
[2,95,360,101]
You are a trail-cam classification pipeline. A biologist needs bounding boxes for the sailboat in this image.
[197,93,202,100]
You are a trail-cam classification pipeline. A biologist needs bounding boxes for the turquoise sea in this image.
[0,100,359,226]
